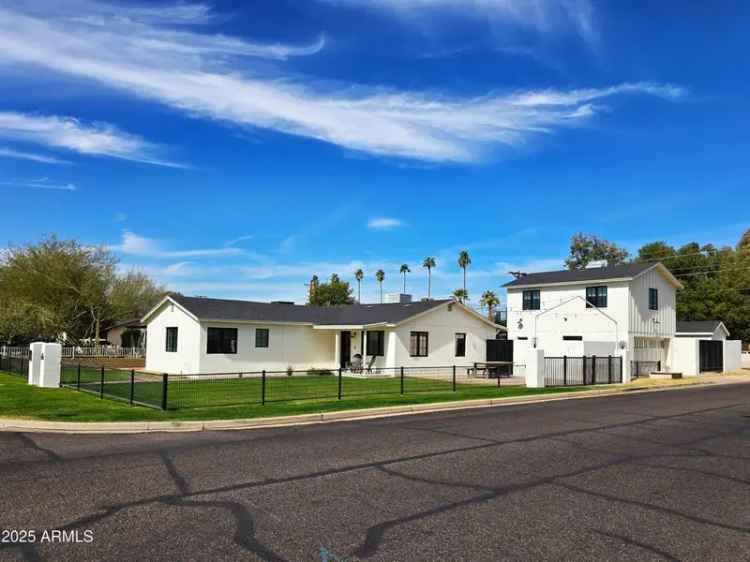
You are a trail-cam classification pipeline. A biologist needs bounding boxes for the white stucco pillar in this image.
[619,349,631,383]
[28,342,43,386]
[526,348,545,388]
[38,343,62,388]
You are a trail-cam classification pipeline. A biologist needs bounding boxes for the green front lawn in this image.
[0,372,592,423]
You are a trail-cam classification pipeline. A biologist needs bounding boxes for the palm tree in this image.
[457,250,471,294]
[422,257,436,299]
[354,269,364,302]
[452,288,468,304]
[399,264,410,293]
[479,290,500,322]
[375,269,385,303]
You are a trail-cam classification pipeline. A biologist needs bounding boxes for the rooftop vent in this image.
[585,260,608,269]
[385,293,412,304]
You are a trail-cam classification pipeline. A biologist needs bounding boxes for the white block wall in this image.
[671,337,699,376]
[724,340,742,373]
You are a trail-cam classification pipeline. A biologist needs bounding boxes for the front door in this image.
[340,331,351,369]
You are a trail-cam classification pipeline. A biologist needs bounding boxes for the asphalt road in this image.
[2,385,750,562]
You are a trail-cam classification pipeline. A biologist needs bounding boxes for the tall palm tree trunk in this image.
[427,268,431,299]
[463,267,466,293]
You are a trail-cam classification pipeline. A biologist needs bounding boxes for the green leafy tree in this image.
[354,269,364,302]
[452,288,468,303]
[108,271,167,323]
[422,256,436,299]
[375,269,385,303]
[0,236,116,344]
[457,250,471,294]
[399,264,410,293]
[479,290,500,322]
[565,233,629,270]
[307,273,354,306]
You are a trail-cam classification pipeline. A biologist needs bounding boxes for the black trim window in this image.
[165,327,178,352]
[255,328,269,348]
[586,286,608,308]
[410,331,429,357]
[522,290,541,310]
[366,331,385,356]
[517,337,528,341]
[563,335,583,341]
[455,333,466,357]
[649,288,659,310]
[207,327,238,354]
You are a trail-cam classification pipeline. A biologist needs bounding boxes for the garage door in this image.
[699,340,723,372]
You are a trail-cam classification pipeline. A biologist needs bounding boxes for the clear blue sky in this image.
[0,1,747,305]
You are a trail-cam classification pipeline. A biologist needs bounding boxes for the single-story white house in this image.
[502,261,743,377]
[142,294,502,374]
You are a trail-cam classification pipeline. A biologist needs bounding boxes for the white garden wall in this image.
[670,337,699,376]
[724,340,742,373]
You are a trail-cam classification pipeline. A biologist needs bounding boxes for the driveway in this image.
[1,384,750,561]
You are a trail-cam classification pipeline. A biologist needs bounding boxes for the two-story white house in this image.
[502,262,683,375]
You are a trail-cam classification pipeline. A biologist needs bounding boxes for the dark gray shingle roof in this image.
[502,262,657,288]
[676,321,724,334]
[170,295,453,326]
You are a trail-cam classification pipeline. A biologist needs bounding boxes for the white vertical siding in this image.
[628,268,677,337]
[145,302,202,374]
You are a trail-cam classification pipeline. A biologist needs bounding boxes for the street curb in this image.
[2,377,749,434]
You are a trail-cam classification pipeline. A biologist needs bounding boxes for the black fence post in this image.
[338,367,342,400]
[608,356,613,384]
[563,355,567,386]
[658,360,662,372]
[592,355,597,385]
[161,373,168,410]
[77,364,81,390]
[582,356,587,385]
[100,366,105,399]
[129,369,135,405]
[400,366,404,395]
[452,365,456,392]
[620,356,623,382]
[261,370,266,405]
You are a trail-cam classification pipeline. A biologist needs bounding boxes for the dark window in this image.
[563,335,583,341]
[366,331,385,356]
[207,327,238,354]
[517,337,529,341]
[165,327,178,352]
[522,290,541,310]
[649,288,659,310]
[455,333,466,357]
[410,331,429,357]
[255,328,269,348]
[586,286,608,308]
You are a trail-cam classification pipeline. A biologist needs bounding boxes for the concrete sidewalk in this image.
[2,373,749,434]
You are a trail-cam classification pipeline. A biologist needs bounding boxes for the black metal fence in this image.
[544,356,623,386]
[631,360,661,378]
[0,352,29,379]
[60,363,165,409]
[57,364,511,411]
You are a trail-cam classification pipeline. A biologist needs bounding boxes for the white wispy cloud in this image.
[0,146,71,164]
[0,177,77,191]
[324,0,599,47]
[111,230,243,258]
[0,1,683,163]
[368,217,404,229]
[0,112,184,168]
[224,234,254,246]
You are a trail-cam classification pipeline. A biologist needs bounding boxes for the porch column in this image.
[334,331,341,369]
[361,329,367,363]
[385,331,397,370]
